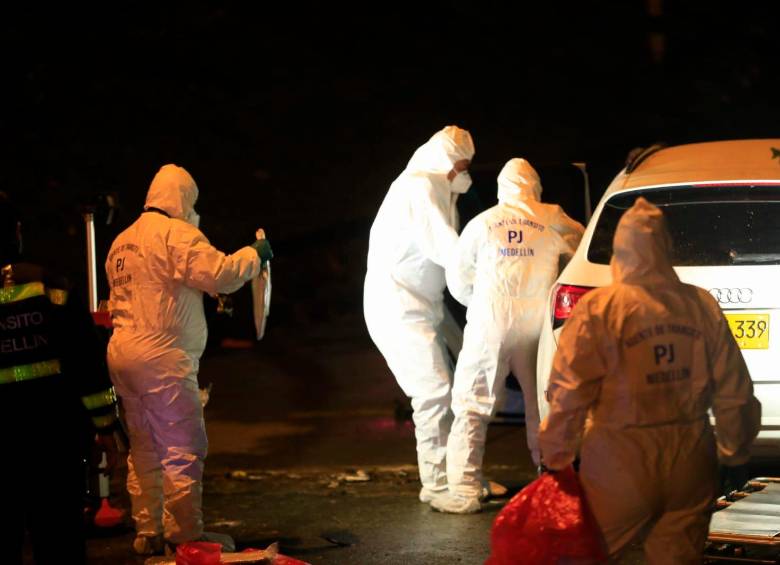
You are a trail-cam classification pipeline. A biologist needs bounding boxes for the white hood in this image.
[610,196,678,285]
[497,158,542,205]
[405,125,475,186]
[144,164,199,222]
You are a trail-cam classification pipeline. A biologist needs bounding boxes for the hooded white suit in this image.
[363,126,475,494]
[440,158,583,507]
[539,197,761,563]
[106,164,261,545]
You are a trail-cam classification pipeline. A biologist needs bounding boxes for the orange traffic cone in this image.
[94,498,124,528]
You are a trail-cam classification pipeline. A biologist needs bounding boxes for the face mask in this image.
[187,210,201,228]
[450,171,472,194]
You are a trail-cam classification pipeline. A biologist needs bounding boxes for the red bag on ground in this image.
[486,466,607,565]
[175,541,222,565]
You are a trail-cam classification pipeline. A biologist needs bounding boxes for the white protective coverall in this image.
[363,126,474,496]
[106,164,262,545]
[441,158,583,507]
[538,197,761,563]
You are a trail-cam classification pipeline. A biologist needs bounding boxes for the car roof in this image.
[621,139,780,190]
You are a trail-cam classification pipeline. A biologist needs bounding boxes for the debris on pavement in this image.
[228,468,376,485]
[337,469,370,482]
[145,542,281,564]
[227,470,302,481]
[221,465,426,495]
[208,519,244,528]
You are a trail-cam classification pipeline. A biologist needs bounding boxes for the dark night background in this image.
[3,1,780,344]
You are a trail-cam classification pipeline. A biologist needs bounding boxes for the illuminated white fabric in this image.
[445,158,583,498]
[106,164,261,543]
[364,126,474,491]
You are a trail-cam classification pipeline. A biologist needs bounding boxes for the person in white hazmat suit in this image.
[363,125,474,501]
[105,164,273,555]
[538,197,761,563]
[430,158,584,514]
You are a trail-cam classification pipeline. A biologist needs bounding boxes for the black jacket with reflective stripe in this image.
[0,263,117,431]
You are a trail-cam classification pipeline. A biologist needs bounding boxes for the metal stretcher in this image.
[706,478,780,563]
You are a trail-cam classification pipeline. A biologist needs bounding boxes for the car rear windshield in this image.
[588,185,780,266]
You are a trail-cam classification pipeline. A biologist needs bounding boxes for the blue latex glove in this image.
[251,238,274,266]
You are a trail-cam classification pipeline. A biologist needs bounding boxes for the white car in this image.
[536,139,780,456]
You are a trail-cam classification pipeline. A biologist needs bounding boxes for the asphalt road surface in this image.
[80,318,540,565]
[28,315,779,564]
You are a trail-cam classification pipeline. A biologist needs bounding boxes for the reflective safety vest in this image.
[0,274,118,431]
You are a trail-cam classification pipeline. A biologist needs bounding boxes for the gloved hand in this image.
[251,238,274,267]
[720,463,750,494]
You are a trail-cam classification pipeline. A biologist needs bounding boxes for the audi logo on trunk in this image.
[708,288,753,304]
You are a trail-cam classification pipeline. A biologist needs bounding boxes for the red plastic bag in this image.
[175,541,222,565]
[486,466,607,565]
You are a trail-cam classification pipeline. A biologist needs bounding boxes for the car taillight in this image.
[552,284,594,329]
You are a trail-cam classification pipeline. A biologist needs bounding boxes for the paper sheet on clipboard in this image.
[252,261,271,340]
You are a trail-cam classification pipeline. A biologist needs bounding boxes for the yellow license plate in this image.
[725,313,769,349]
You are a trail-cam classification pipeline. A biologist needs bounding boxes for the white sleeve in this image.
[446,218,480,307]
[550,206,585,259]
[171,223,262,295]
[409,181,459,268]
